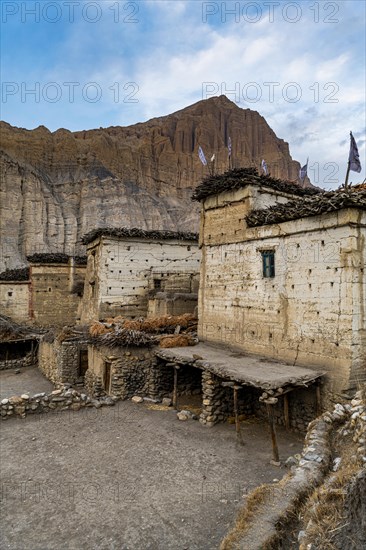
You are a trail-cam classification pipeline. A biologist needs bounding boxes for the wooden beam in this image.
[172,365,180,410]
[266,403,280,464]
[316,382,322,416]
[233,386,244,445]
[283,394,290,430]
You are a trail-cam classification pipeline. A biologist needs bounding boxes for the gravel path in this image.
[0,400,304,550]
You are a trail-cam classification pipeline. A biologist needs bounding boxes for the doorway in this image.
[78,349,89,379]
[104,361,112,394]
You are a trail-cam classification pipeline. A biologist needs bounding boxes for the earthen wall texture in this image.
[81,237,200,322]
[0,282,31,322]
[198,188,366,401]
[30,264,85,326]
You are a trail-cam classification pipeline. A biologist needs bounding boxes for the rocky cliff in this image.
[0,95,304,270]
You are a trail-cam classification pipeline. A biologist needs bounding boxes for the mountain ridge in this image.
[0,96,306,270]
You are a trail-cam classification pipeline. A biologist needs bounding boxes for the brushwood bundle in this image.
[82,227,198,245]
[192,167,320,202]
[246,188,366,227]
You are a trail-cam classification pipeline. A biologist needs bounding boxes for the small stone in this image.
[1,399,9,405]
[131,396,143,404]
[285,456,297,467]
[177,412,189,421]
[104,397,115,406]
[51,390,62,396]
[15,369,20,374]
[21,394,29,400]
[162,398,172,407]
[270,460,281,467]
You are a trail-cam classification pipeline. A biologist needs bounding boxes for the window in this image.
[154,279,162,290]
[261,250,275,278]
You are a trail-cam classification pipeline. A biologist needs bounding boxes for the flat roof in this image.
[82,227,199,245]
[155,342,324,391]
[246,188,366,227]
[192,167,320,202]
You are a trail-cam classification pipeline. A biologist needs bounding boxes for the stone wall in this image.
[30,263,86,326]
[0,385,116,420]
[253,387,318,432]
[0,352,35,371]
[198,372,317,431]
[86,346,203,401]
[221,387,366,550]
[86,345,157,399]
[38,340,59,383]
[81,237,201,323]
[199,190,366,404]
[0,281,31,322]
[38,339,85,385]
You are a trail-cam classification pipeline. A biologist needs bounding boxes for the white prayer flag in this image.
[198,146,207,166]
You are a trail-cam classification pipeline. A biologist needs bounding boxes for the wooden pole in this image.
[172,365,179,409]
[316,381,322,417]
[266,403,279,463]
[344,161,351,189]
[233,386,244,445]
[283,394,290,430]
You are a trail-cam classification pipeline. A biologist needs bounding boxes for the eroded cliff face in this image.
[0,95,303,270]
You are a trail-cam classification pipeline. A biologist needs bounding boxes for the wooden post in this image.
[233,385,244,445]
[172,365,179,409]
[344,161,351,189]
[316,381,322,416]
[266,403,280,464]
[283,394,290,430]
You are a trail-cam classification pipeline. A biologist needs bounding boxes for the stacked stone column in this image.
[199,370,225,427]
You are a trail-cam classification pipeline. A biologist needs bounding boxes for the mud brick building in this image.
[80,228,200,323]
[0,256,86,327]
[193,168,366,404]
[0,268,31,323]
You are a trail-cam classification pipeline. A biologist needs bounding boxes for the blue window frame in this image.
[261,250,275,278]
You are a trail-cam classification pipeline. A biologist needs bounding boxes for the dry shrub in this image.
[122,319,144,331]
[300,436,362,550]
[56,327,75,342]
[102,313,198,334]
[221,484,273,549]
[159,335,195,348]
[89,322,112,337]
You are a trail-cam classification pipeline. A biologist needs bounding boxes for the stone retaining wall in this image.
[0,352,35,371]
[0,385,116,420]
[221,388,366,550]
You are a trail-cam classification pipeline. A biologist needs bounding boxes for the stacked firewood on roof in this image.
[88,313,198,349]
[246,188,366,227]
[81,227,198,245]
[192,167,319,202]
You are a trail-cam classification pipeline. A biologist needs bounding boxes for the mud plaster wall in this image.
[0,282,31,322]
[30,264,86,326]
[199,197,366,405]
[81,237,201,323]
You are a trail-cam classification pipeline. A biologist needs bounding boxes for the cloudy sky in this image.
[1,0,365,188]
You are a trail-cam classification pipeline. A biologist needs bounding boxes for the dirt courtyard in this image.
[0,400,304,550]
[0,367,54,400]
